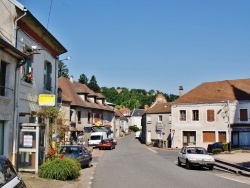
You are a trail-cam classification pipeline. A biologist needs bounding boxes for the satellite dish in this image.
[221,112,227,118]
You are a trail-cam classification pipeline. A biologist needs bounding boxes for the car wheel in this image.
[88,161,92,168]
[185,159,190,169]
[178,158,181,166]
[209,165,214,170]
[99,148,102,150]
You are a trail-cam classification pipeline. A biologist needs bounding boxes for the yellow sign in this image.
[38,94,55,106]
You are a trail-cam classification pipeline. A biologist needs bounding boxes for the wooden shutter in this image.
[207,110,215,122]
[203,131,215,142]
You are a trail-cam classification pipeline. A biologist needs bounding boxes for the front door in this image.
[183,131,196,146]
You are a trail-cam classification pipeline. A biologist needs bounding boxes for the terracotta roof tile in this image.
[58,77,113,111]
[173,78,250,104]
[145,102,171,114]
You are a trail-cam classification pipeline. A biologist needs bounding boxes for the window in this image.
[158,115,162,122]
[147,115,151,124]
[0,61,6,96]
[240,109,248,121]
[180,110,186,121]
[207,110,215,122]
[21,45,33,83]
[192,110,199,121]
[88,112,91,124]
[44,61,52,90]
[203,131,215,142]
[78,111,81,124]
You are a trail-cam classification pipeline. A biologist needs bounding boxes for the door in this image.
[183,131,196,146]
[147,131,151,145]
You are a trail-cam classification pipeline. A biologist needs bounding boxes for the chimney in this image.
[70,76,74,83]
[179,86,183,97]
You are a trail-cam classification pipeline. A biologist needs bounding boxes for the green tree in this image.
[58,61,69,78]
[78,74,88,84]
[87,75,100,92]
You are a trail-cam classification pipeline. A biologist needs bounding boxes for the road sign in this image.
[38,94,55,106]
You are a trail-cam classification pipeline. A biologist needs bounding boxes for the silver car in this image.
[177,146,215,170]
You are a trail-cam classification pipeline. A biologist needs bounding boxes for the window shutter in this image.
[207,110,214,122]
[240,109,248,121]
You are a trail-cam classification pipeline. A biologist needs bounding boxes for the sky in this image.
[18,0,250,95]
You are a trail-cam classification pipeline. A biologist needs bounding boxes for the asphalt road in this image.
[92,133,250,188]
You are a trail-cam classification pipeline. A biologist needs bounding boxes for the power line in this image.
[47,0,54,29]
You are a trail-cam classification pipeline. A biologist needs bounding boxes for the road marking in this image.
[147,148,158,153]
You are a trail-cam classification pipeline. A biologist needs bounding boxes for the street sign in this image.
[38,94,55,106]
[156,123,165,131]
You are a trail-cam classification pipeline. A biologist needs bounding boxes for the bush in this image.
[38,157,81,181]
[129,125,139,132]
[212,148,222,154]
[222,142,229,151]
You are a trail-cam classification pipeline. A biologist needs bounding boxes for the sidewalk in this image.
[20,148,104,188]
[213,151,250,169]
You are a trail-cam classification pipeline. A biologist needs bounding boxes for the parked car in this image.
[207,142,223,153]
[135,131,141,139]
[109,138,117,145]
[59,145,92,168]
[88,132,108,147]
[98,139,116,150]
[177,146,215,170]
[0,155,26,188]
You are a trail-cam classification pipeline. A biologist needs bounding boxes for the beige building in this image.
[171,78,250,150]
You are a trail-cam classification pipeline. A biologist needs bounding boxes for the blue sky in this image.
[19,0,250,95]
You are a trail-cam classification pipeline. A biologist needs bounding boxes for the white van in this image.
[88,132,108,147]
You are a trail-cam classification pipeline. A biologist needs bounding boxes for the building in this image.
[171,78,250,149]
[141,94,172,148]
[58,77,115,145]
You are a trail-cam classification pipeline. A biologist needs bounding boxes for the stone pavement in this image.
[20,148,105,188]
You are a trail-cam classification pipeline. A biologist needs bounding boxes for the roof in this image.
[172,78,250,104]
[114,109,128,121]
[131,109,145,116]
[58,77,113,112]
[14,1,67,56]
[145,102,171,114]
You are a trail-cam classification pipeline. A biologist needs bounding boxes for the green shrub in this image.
[212,148,222,154]
[129,125,139,132]
[222,142,229,151]
[38,157,81,181]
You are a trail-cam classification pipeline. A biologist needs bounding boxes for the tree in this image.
[78,74,88,84]
[58,61,69,78]
[87,75,100,92]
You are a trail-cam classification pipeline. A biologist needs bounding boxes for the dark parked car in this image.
[59,145,92,168]
[98,139,116,150]
[0,155,26,188]
[207,142,223,153]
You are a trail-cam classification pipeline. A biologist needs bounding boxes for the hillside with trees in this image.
[60,68,179,109]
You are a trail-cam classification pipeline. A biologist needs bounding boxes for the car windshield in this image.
[90,135,101,140]
[186,147,207,154]
[60,147,79,154]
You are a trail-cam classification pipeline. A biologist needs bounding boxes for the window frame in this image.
[240,109,248,121]
[0,61,6,96]
[192,110,199,121]
[179,110,186,121]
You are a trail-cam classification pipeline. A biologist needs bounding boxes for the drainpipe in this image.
[13,9,28,170]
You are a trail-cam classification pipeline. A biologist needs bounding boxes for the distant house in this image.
[171,78,250,150]
[119,107,131,133]
[114,109,128,137]
[130,109,145,130]
[141,94,172,148]
[58,77,115,145]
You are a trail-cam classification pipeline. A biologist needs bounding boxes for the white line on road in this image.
[147,148,158,153]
